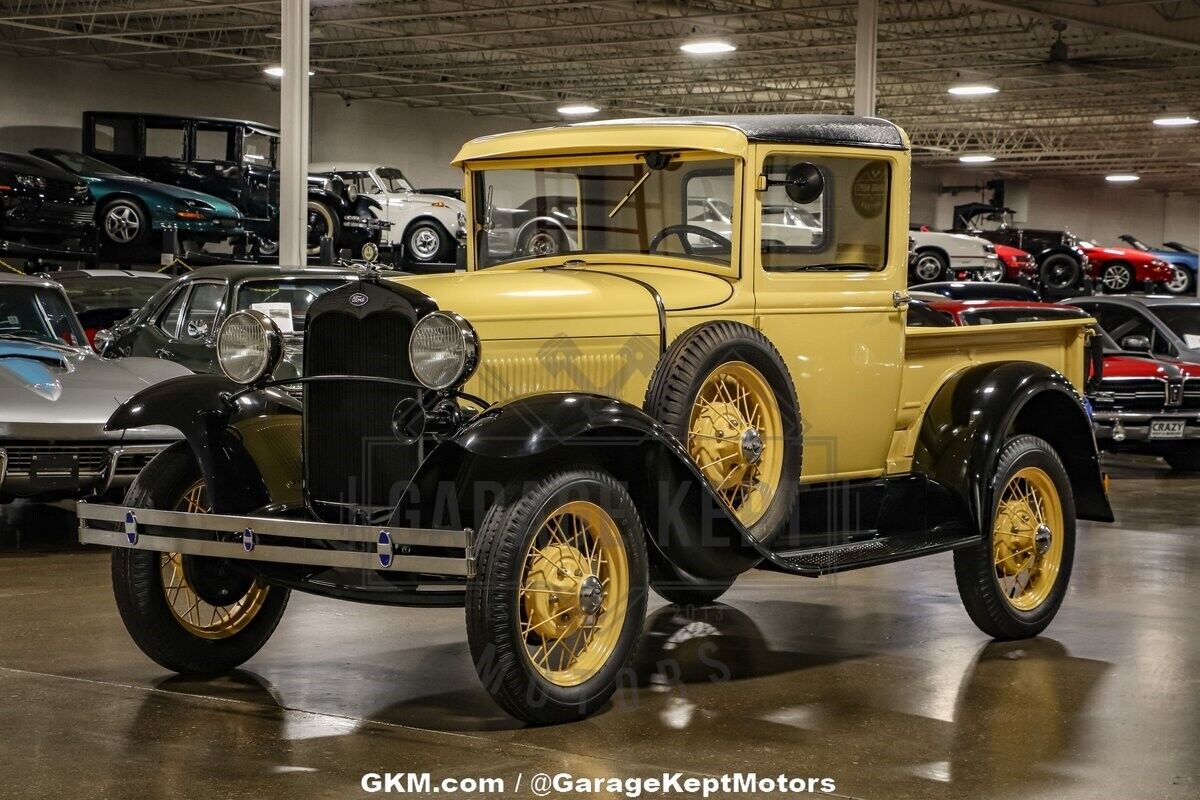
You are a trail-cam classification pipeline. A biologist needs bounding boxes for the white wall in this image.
[912,164,1200,249]
[0,54,526,187]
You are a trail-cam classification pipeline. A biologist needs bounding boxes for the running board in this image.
[760,534,980,577]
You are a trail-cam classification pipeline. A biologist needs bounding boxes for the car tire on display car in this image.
[306,200,340,256]
[1100,262,1135,294]
[911,249,949,282]
[979,264,1005,283]
[465,467,649,725]
[953,435,1075,640]
[99,197,149,250]
[1164,265,1195,296]
[111,444,290,675]
[519,225,567,258]
[1039,253,1083,293]
[405,220,451,264]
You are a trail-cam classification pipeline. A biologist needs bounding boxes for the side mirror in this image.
[783,162,824,205]
[1121,334,1151,352]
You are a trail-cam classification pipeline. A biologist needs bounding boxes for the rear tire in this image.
[111,444,289,675]
[1164,265,1195,296]
[911,249,949,282]
[405,220,452,264]
[954,435,1075,640]
[466,467,648,724]
[1039,253,1082,292]
[306,200,340,255]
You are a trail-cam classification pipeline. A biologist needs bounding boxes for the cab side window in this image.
[760,154,891,272]
[181,283,226,340]
[156,289,188,338]
[145,125,185,160]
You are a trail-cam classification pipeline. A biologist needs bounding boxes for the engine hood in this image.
[0,343,191,430]
[392,264,733,340]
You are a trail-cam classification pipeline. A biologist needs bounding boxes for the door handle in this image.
[892,290,911,310]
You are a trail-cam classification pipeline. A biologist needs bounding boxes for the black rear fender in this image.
[392,393,761,580]
[106,374,302,514]
[913,361,1113,531]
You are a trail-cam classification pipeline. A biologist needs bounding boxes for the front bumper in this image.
[78,503,474,578]
[0,442,169,498]
[1093,410,1200,444]
[2,197,96,240]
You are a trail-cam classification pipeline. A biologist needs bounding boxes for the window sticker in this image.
[851,161,889,219]
[251,302,295,334]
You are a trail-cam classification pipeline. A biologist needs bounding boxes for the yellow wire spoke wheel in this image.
[687,361,785,528]
[992,466,1065,612]
[518,500,630,687]
[160,480,270,640]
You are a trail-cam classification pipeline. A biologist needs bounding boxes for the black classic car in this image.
[952,202,1091,295]
[97,264,361,380]
[0,151,96,257]
[81,112,386,260]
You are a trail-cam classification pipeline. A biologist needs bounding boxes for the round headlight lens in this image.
[409,312,478,391]
[217,310,283,385]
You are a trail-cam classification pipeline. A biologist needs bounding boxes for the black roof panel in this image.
[573,114,907,150]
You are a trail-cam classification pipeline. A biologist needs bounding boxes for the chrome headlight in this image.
[409,312,479,390]
[217,310,283,385]
[346,182,358,202]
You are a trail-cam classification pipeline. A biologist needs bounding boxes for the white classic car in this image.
[309,163,465,266]
[909,226,1001,282]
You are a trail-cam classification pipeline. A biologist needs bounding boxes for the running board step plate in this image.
[763,534,980,577]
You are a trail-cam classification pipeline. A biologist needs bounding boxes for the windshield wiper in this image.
[786,262,874,272]
[608,170,652,219]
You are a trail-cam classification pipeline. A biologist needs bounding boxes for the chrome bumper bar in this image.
[78,503,474,578]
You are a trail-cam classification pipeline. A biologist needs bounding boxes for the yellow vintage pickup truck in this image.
[80,114,1112,725]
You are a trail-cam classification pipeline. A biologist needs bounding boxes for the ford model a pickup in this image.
[79,115,1112,724]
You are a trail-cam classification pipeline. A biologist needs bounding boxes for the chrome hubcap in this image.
[1034,523,1053,555]
[1104,266,1131,290]
[410,227,441,259]
[1167,267,1190,293]
[526,232,559,256]
[104,205,140,243]
[915,255,942,280]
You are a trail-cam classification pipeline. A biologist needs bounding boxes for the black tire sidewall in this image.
[955,435,1076,638]
[1041,254,1082,290]
[645,321,801,547]
[112,444,289,675]
[466,468,648,724]
[306,200,340,252]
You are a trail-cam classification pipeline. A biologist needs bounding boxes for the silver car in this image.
[0,273,189,501]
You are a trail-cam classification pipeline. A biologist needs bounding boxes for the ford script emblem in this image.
[349,292,369,307]
[377,531,393,568]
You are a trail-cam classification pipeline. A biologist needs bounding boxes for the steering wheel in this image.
[649,224,732,256]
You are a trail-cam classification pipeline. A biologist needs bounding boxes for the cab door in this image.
[146,279,228,373]
[751,147,908,481]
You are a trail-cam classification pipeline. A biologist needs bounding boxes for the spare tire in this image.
[644,320,802,548]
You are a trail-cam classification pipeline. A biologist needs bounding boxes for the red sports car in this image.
[992,243,1038,284]
[1077,241,1174,294]
[913,295,1087,327]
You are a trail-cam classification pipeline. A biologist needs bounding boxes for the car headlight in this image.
[217,310,283,385]
[16,174,45,190]
[346,183,358,202]
[409,311,479,390]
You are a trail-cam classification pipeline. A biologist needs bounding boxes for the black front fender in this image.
[108,374,302,514]
[393,392,762,580]
[913,361,1114,532]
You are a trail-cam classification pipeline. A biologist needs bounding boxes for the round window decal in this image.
[851,161,889,219]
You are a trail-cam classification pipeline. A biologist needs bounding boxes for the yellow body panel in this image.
[416,119,1090,481]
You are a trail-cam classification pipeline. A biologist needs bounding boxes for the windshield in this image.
[0,285,88,348]
[1153,306,1200,349]
[57,276,167,313]
[42,150,131,177]
[377,168,414,193]
[474,153,738,268]
[243,130,276,167]
[235,279,348,333]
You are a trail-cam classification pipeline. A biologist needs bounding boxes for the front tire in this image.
[99,198,149,249]
[1164,265,1195,296]
[111,445,289,675]
[1039,253,1082,292]
[405,220,451,264]
[466,467,648,724]
[954,435,1075,640]
[306,200,341,255]
[519,226,567,258]
[911,249,949,282]
[1100,261,1134,293]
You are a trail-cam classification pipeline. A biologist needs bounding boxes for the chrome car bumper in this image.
[0,442,169,497]
[1093,410,1200,443]
[78,504,474,578]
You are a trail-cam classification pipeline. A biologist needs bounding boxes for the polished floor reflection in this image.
[1,455,1196,799]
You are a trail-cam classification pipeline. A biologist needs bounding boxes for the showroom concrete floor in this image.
[0,456,1195,800]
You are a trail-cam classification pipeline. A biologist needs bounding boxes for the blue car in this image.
[1120,234,1198,295]
[30,148,244,256]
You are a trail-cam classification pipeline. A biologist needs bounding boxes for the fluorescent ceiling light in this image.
[680,40,736,54]
[558,103,600,116]
[959,154,996,163]
[1153,115,1198,126]
[1105,174,1140,183]
[948,83,999,96]
[263,66,315,77]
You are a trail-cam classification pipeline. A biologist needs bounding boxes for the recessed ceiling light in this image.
[948,83,999,96]
[959,154,996,163]
[680,40,736,54]
[1105,174,1140,183]
[558,103,600,116]
[263,66,315,77]
[1153,114,1198,126]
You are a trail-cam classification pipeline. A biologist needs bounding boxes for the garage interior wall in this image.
[0,55,525,188]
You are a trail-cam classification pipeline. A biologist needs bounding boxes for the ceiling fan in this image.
[1035,21,1172,74]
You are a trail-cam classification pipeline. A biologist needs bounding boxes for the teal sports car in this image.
[30,148,243,255]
